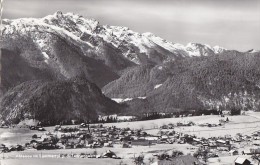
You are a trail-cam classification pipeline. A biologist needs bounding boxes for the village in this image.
[1,111,260,164]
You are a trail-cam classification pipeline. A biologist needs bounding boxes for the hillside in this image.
[0,12,235,95]
[0,78,122,125]
[1,12,260,118]
[103,51,260,114]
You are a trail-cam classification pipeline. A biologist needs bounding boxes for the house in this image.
[145,136,159,144]
[161,125,168,129]
[208,142,217,149]
[216,139,226,145]
[216,139,231,150]
[177,122,185,127]
[151,155,202,165]
[251,148,260,154]
[104,142,113,147]
[242,149,252,155]
[161,135,168,140]
[131,139,150,146]
[229,150,239,156]
[102,150,117,158]
[234,157,251,165]
[192,138,202,145]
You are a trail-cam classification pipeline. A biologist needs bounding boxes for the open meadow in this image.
[105,111,260,138]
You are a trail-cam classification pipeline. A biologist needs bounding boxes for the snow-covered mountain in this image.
[1,11,236,66]
[1,12,260,121]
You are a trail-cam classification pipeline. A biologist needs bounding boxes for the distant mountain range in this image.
[0,12,259,123]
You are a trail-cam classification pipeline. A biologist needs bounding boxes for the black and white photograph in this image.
[0,0,260,164]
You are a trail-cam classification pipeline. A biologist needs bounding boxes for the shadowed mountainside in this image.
[104,51,260,114]
[0,77,122,124]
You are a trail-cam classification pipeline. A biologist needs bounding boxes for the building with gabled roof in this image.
[234,157,251,165]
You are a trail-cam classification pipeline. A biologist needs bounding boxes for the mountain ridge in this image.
[1,11,260,121]
[2,11,255,65]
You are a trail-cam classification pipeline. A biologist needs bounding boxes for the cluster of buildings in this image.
[18,124,161,151]
[2,118,260,164]
[0,144,24,153]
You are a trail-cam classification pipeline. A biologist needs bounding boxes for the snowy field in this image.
[1,111,260,165]
[0,143,195,165]
[104,111,260,138]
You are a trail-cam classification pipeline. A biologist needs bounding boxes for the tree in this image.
[133,154,144,165]
[148,157,155,164]
[32,134,38,139]
[193,148,209,163]
[252,154,260,165]
[157,152,170,160]
[231,108,241,115]
[93,150,97,156]
[172,150,184,158]
[226,117,229,122]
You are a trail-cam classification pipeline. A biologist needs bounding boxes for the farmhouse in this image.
[192,138,202,145]
[234,157,251,165]
[229,150,239,156]
[251,148,260,154]
[131,139,150,146]
[242,149,253,155]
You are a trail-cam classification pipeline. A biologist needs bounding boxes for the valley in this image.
[0,10,259,165]
[1,112,260,164]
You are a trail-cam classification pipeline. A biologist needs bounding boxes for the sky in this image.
[2,0,260,51]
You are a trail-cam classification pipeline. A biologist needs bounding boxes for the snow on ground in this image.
[129,33,153,54]
[212,45,226,54]
[142,32,176,53]
[111,98,123,103]
[154,84,162,89]
[0,132,15,139]
[208,155,253,165]
[42,52,50,59]
[117,116,136,121]
[137,97,146,99]
[36,39,46,48]
[185,43,204,57]
[1,157,121,165]
[112,97,146,103]
[1,143,195,165]
[111,98,133,103]
[105,112,260,138]
[5,17,94,49]
[42,22,94,48]
[2,112,260,165]
[249,49,260,53]
[0,128,39,147]
[42,52,50,63]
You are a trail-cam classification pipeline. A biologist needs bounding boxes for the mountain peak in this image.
[1,12,245,66]
[54,11,63,17]
[212,45,227,54]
